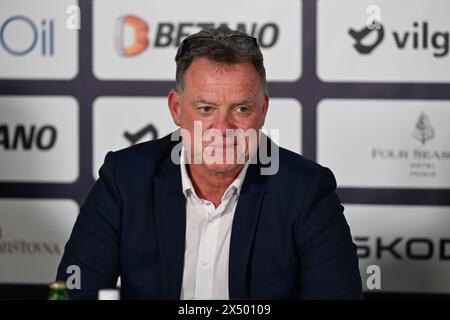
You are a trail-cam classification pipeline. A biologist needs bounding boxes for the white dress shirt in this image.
[179,148,249,300]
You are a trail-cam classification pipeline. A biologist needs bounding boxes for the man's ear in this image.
[168,89,182,126]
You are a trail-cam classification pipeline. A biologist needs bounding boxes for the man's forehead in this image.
[184,61,259,89]
[186,58,257,78]
[180,58,265,100]
[186,79,261,99]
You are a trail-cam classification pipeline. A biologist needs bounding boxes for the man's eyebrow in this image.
[190,97,259,106]
[190,98,218,106]
[230,98,256,107]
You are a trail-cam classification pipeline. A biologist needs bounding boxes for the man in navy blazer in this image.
[56,26,362,299]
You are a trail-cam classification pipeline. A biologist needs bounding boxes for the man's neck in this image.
[187,164,244,207]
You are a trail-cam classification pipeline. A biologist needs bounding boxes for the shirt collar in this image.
[180,146,249,199]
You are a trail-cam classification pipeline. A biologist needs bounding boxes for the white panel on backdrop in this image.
[317,99,450,188]
[93,0,301,81]
[0,96,79,182]
[93,97,302,178]
[0,0,78,79]
[344,204,450,293]
[0,199,78,284]
[318,0,450,82]
[262,98,302,155]
[93,97,178,179]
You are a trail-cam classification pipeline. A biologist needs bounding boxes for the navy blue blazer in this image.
[56,133,362,299]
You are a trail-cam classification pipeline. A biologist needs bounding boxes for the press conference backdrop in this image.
[0,0,449,299]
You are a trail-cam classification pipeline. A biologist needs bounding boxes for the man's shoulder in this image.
[267,146,337,191]
[277,147,324,178]
[104,132,176,174]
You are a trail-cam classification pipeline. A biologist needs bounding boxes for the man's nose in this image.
[212,111,236,134]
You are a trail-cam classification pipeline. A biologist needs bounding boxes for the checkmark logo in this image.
[124,123,159,145]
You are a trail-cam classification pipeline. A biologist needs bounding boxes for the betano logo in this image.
[116,15,149,57]
[0,124,57,151]
[114,16,280,57]
[349,21,449,57]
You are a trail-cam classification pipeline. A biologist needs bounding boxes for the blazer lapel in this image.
[154,148,186,299]
[229,161,267,299]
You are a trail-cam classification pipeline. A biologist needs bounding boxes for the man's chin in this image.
[203,162,244,174]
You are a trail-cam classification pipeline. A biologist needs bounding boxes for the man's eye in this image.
[199,106,213,113]
[236,106,250,113]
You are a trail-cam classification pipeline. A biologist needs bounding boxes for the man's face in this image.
[168,57,269,174]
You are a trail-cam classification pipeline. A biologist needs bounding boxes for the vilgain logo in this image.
[349,21,450,57]
[349,24,385,54]
[413,112,435,146]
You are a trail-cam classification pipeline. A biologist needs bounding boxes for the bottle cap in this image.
[48,281,67,290]
[98,288,120,300]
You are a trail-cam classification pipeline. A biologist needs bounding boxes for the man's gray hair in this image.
[174,26,267,94]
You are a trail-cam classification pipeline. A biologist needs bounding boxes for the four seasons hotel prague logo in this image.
[413,112,435,146]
